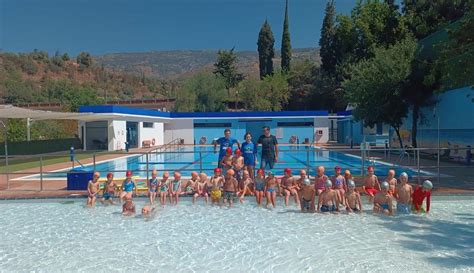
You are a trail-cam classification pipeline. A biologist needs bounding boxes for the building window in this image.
[194,123,232,128]
[143,122,154,128]
[277,122,314,127]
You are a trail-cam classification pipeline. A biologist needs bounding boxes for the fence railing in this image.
[0,145,472,191]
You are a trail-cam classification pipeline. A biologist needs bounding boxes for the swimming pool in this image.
[34,146,430,180]
[0,196,472,272]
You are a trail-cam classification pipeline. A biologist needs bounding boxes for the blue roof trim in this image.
[79,105,171,118]
[337,110,353,116]
[79,105,329,118]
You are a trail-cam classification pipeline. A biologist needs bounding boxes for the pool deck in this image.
[1,144,473,199]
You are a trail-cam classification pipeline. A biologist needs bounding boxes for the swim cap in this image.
[227,169,235,175]
[335,166,341,170]
[107,172,113,179]
[368,166,374,171]
[303,178,311,185]
[257,169,264,175]
[347,179,355,188]
[234,149,241,155]
[325,179,332,188]
[126,170,132,177]
[226,147,232,154]
[345,170,351,175]
[284,168,291,174]
[214,168,221,173]
[423,180,433,190]
[381,181,389,189]
[400,172,408,179]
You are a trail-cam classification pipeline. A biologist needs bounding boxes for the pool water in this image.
[39,146,427,179]
[0,196,473,272]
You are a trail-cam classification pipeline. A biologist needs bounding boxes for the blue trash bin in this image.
[67,168,94,190]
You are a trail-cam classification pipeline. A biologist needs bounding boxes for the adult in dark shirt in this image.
[257,126,278,170]
[214,128,240,168]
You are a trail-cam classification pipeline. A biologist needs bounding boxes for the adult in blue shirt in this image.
[241,132,258,179]
[214,128,240,168]
[257,126,278,170]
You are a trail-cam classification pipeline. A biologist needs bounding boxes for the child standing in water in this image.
[345,180,362,213]
[396,172,412,214]
[318,180,339,213]
[385,169,397,197]
[373,182,393,215]
[254,169,266,206]
[300,178,315,212]
[223,169,239,207]
[101,172,115,205]
[265,171,279,208]
[87,172,101,207]
[210,168,224,205]
[363,166,380,203]
[412,180,433,213]
[120,170,137,202]
[332,166,346,207]
[159,171,170,206]
[169,171,182,205]
[148,170,159,205]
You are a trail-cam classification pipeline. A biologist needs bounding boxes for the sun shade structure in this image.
[0,105,92,120]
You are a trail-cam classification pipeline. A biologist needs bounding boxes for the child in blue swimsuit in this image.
[159,171,170,206]
[170,171,182,205]
[148,170,159,205]
[120,170,136,202]
[265,171,278,208]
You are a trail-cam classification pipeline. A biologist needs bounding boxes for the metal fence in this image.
[0,144,472,192]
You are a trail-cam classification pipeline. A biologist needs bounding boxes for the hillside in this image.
[95,48,320,80]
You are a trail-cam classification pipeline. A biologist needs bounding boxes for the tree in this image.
[62,53,70,62]
[344,38,418,148]
[238,72,289,111]
[213,48,244,95]
[286,60,316,110]
[257,20,275,79]
[174,72,227,112]
[319,0,337,74]
[402,0,470,39]
[76,52,93,68]
[281,0,292,72]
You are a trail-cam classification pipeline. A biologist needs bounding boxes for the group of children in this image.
[85,163,433,217]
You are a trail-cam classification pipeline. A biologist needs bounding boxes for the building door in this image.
[126,122,138,149]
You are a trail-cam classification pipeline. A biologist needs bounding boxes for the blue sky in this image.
[1,0,356,56]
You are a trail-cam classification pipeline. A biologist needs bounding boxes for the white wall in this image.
[314,117,329,144]
[108,120,126,151]
[164,119,194,144]
[138,122,164,147]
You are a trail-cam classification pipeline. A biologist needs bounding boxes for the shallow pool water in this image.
[0,196,473,272]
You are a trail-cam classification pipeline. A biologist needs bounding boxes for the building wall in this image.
[138,122,164,148]
[108,120,126,151]
[191,117,330,145]
[85,121,108,150]
[394,86,474,152]
[164,119,194,144]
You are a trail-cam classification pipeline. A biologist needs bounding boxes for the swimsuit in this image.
[103,192,113,200]
[302,197,312,210]
[365,187,378,195]
[334,177,344,188]
[149,178,158,193]
[233,168,243,181]
[255,179,265,191]
[380,203,390,210]
[160,181,169,192]
[321,204,336,212]
[123,181,135,192]
[397,203,410,214]
[224,191,236,201]
[172,180,181,192]
[315,176,327,191]
[211,189,222,200]
[267,188,275,193]
[351,207,360,212]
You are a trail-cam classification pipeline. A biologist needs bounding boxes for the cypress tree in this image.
[257,20,275,79]
[319,0,337,74]
[281,0,292,72]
